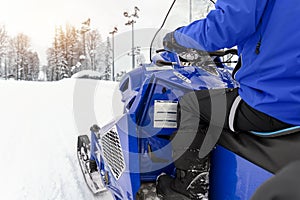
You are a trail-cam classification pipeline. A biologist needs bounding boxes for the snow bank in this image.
[0,79,123,200]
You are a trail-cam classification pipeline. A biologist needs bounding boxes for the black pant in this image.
[172,88,292,172]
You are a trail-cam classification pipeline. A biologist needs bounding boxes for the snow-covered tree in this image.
[65,24,80,68]
[47,27,60,81]
[47,24,81,80]
[193,0,214,19]
[26,51,40,80]
[47,22,108,80]
[86,29,105,72]
[116,70,126,82]
[0,25,8,77]
[102,37,112,80]
[7,33,39,80]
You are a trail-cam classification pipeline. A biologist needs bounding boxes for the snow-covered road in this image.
[0,79,123,200]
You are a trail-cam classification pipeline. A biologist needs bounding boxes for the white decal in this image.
[154,100,178,128]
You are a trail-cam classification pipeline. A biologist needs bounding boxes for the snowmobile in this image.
[77,0,300,199]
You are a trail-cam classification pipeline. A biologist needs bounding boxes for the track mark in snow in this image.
[0,79,116,200]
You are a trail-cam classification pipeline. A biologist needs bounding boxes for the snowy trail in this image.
[0,79,122,200]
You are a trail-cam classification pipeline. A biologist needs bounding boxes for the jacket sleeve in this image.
[174,0,268,51]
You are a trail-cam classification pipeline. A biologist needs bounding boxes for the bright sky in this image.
[1,0,175,65]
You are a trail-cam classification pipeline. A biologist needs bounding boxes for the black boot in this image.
[156,174,191,200]
[157,155,210,200]
[172,156,210,199]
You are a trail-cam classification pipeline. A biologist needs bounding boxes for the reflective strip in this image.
[251,126,300,137]
[229,96,242,132]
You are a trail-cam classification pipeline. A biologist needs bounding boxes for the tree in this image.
[193,1,214,19]
[65,24,80,67]
[103,37,112,80]
[46,27,60,81]
[26,51,40,80]
[8,33,29,80]
[86,29,103,71]
[47,22,108,81]
[6,33,40,80]
[0,25,8,77]
[47,24,80,80]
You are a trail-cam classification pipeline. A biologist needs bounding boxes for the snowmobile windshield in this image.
[150,0,215,58]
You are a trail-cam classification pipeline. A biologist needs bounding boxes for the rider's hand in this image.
[163,31,187,53]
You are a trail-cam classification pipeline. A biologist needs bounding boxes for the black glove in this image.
[163,31,187,54]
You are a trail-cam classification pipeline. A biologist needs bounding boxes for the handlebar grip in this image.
[208,49,238,56]
[156,60,176,66]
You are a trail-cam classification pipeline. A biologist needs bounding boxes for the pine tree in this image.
[104,37,112,80]
[0,25,8,78]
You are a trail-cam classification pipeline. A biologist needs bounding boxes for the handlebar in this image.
[207,49,238,56]
[153,48,238,67]
[156,48,238,57]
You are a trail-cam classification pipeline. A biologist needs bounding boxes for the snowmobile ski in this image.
[77,135,106,194]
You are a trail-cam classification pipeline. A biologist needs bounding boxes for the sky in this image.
[0,0,176,65]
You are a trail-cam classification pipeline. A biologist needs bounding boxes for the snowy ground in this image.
[0,78,124,200]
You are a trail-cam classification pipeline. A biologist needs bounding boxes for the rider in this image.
[156,0,300,199]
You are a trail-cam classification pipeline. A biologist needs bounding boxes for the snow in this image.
[71,70,102,79]
[0,78,124,200]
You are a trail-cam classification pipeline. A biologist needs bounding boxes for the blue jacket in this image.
[174,0,300,126]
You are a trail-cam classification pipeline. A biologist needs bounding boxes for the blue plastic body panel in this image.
[210,146,272,199]
[90,51,273,200]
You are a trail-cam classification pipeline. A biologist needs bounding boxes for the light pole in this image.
[189,0,192,23]
[80,18,91,70]
[109,27,118,81]
[124,6,139,70]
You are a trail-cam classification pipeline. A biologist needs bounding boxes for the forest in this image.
[0,22,116,81]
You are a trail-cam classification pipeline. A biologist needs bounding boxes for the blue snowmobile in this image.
[77,1,300,199]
